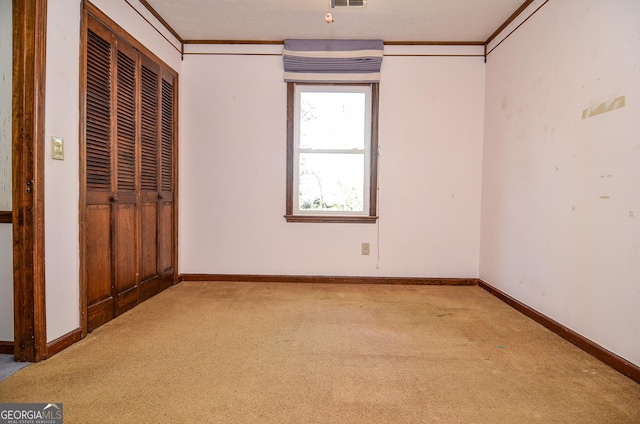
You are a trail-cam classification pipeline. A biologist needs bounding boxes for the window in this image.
[285,82,379,223]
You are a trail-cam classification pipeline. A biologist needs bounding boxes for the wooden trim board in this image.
[180,274,478,286]
[12,0,48,363]
[0,341,13,355]
[485,0,534,45]
[44,328,82,359]
[478,280,640,384]
[0,211,11,223]
[137,0,183,43]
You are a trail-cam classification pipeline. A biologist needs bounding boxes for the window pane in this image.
[300,91,365,150]
[299,153,364,212]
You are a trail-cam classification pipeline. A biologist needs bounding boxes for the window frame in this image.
[285,82,379,223]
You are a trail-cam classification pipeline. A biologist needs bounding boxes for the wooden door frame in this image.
[12,0,48,362]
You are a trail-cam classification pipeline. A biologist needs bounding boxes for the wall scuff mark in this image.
[582,95,626,119]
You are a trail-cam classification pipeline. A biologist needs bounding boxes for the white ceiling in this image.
[144,0,527,43]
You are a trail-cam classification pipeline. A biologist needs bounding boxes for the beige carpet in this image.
[1,282,639,423]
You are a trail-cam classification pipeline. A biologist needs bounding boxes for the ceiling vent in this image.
[333,0,366,7]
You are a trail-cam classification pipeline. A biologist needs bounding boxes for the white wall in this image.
[0,0,10,211]
[0,0,13,342]
[43,0,182,342]
[180,44,485,277]
[44,0,83,343]
[0,225,12,342]
[481,0,640,366]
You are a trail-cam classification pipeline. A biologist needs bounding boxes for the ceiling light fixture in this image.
[325,0,335,23]
[325,12,334,23]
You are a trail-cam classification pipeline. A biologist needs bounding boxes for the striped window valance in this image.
[283,39,383,83]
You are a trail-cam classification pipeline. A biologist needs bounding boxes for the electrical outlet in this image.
[362,242,370,256]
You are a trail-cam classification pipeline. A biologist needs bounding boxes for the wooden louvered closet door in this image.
[158,70,176,291]
[83,14,177,332]
[85,21,118,330]
[139,57,161,301]
[139,62,176,300]
[113,42,139,315]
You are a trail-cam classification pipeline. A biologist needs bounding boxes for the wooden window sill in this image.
[284,215,378,224]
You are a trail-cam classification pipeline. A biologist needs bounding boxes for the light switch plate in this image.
[51,136,64,160]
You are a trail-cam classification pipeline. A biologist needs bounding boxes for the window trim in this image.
[285,82,379,223]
